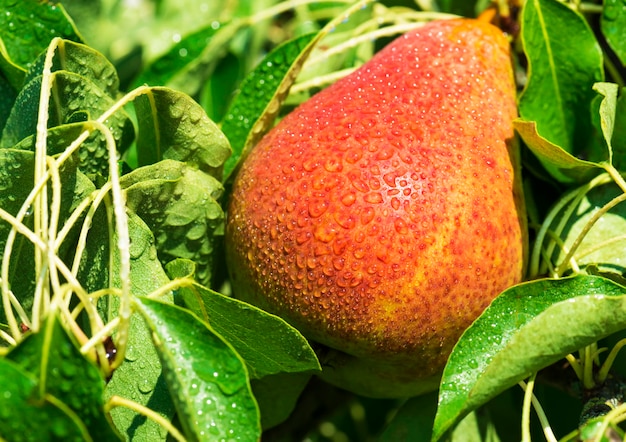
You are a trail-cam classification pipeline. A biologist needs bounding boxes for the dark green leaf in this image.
[135,296,261,442]
[0,0,82,89]
[601,0,626,66]
[0,70,16,134]
[0,357,87,441]
[132,20,244,96]
[6,314,119,440]
[133,87,231,179]
[432,275,626,440]
[436,0,480,17]
[221,32,318,180]
[518,0,604,179]
[514,119,602,183]
[251,372,312,430]
[379,392,438,442]
[122,159,225,286]
[165,258,321,379]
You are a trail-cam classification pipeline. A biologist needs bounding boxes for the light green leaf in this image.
[601,0,626,66]
[550,181,626,274]
[610,86,626,172]
[592,82,619,163]
[165,258,321,379]
[133,87,231,180]
[220,32,319,180]
[432,275,626,441]
[518,0,604,179]
[514,119,601,182]
[135,296,261,442]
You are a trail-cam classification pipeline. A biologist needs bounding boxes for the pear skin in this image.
[226,18,526,398]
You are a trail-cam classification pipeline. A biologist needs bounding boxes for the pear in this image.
[225,18,526,398]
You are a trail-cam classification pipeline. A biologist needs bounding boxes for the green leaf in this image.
[379,392,438,441]
[122,159,225,286]
[518,0,604,179]
[220,32,319,180]
[610,86,626,172]
[514,119,601,182]
[250,372,312,430]
[592,82,619,163]
[133,87,231,180]
[432,275,626,440]
[24,39,120,98]
[0,0,82,89]
[101,212,176,441]
[601,0,626,66]
[1,71,134,176]
[0,149,93,322]
[132,20,244,96]
[6,314,119,440]
[550,181,626,274]
[134,296,261,442]
[165,258,321,379]
[0,357,88,441]
[0,71,16,134]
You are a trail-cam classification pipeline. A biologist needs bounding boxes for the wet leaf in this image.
[518,0,604,180]
[122,159,225,286]
[103,212,176,441]
[0,149,93,323]
[6,314,119,440]
[0,0,82,89]
[135,296,261,442]
[601,0,626,66]
[133,87,231,180]
[0,357,87,441]
[432,275,626,441]
[1,71,134,176]
[24,38,120,97]
[221,32,319,180]
[165,258,321,379]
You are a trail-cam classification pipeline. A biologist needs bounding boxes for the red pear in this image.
[225,18,526,397]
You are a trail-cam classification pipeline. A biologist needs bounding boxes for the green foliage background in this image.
[1,0,626,441]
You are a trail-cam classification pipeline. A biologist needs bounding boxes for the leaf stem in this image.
[555,191,626,276]
[598,338,626,383]
[105,395,186,442]
[520,375,558,442]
